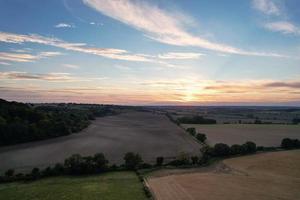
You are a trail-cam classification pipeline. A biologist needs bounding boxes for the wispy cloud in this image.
[0,51,62,63]
[83,0,286,57]
[62,64,80,69]
[264,21,300,35]
[0,31,157,62]
[0,52,37,62]
[0,61,11,65]
[0,71,85,82]
[263,81,300,89]
[1,79,299,105]
[252,0,280,15]
[158,52,204,60]
[54,23,75,28]
[204,80,300,93]
[252,0,300,37]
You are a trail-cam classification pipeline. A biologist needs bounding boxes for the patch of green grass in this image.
[0,171,147,200]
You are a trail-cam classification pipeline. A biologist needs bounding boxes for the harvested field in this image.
[0,111,200,172]
[148,150,300,200]
[182,124,300,146]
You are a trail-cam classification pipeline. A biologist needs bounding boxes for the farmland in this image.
[182,124,300,146]
[148,150,300,200]
[0,171,147,200]
[0,111,200,172]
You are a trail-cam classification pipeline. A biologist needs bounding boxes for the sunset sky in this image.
[0,0,300,105]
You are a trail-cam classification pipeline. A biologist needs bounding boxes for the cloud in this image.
[0,31,157,62]
[0,51,62,63]
[82,0,286,57]
[158,52,205,59]
[39,51,63,57]
[252,1,300,37]
[2,78,299,105]
[263,81,300,89]
[62,64,80,69]
[252,0,280,15]
[264,21,300,35]
[0,52,37,62]
[54,23,74,28]
[0,62,11,65]
[0,71,88,82]
[204,80,300,93]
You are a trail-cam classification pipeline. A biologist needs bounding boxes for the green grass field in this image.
[0,171,148,200]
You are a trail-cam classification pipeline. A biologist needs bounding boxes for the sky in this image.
[0,0,300,106]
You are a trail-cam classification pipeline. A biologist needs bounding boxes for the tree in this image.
[281,138,300,149]
[213,143,230,157]
[5,169,14,177]
[186,128,196,136]
[230,144,242,155]
[31,168,40,180]
[53,163,64,175]
[124,152,143,170]
[199,145,213,164]
[156,157,164,166]
[42,166,53,177]
[176,152,190,165]
[82,156,95,174]
[292,118,300,124]
[64,154,83,174]
[93,153,108,172]
[241,141,257,154]
[196,133,207,143]
[191,156,199,165]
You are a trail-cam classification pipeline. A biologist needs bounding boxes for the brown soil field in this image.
[182,124,300,146]
[0,111,200,172]
[147,150,300,200]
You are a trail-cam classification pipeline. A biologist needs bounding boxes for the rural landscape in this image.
[1,0,300,199]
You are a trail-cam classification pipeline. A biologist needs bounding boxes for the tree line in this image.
[0,99,116,146]
[177,115,216,124]
[1,136,299,183]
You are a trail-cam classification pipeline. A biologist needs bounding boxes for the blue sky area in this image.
[0,0,299,105]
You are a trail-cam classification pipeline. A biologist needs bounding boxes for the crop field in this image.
[182,124,300,146]
[148,150,300,200]
[0,111,200,172]
[0,171,147,200]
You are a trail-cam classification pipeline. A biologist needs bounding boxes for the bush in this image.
[143,184,152,198]
[241,141,256,154]
[230,144,242,155]
[124,152,143,170]
[156,157,164,166]
[5,169,14,177]
[186,128,196,136]
[168,152,190,166]
[42,166,54,177]
[191,156,199,165]
[196,133,207,143]
[256,146,264,151]
[213,143,230,156]
[140,163,152,169]
[64,154,84,175]
[199,145,213,164]
[281,138,300,149]
[93,153,108,172]
[53,163,64,175]
[31,168,40,180]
